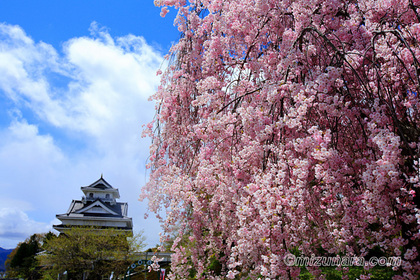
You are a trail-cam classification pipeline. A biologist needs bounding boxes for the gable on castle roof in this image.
[82,177,114,190]
[75,199,119,216]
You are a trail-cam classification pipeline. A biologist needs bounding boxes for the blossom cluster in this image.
[142,0,420,279]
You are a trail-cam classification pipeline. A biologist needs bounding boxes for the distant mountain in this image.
[0,247,13,271]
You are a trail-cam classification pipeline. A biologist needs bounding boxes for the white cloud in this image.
[0,22,164,249]
[0,120,67,205]
[0,208,51,249]
[0,22,160,140]
[0,198,33,212]
[0,120,64,166]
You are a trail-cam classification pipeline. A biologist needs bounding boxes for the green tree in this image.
[5,233,48,280]
[38,227,145,280]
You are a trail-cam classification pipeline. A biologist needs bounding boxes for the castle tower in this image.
[53,176,133,233]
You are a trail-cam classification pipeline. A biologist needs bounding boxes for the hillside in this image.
[0,247,13,271]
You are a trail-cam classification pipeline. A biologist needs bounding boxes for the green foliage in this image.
[127,230,147,256]
[5,233,48,280]
[207,255,222,275]
[38,227,145,280]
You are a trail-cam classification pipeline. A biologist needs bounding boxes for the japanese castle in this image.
[53,176,133,233]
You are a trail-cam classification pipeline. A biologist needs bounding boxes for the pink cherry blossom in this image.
[141,0,420,278]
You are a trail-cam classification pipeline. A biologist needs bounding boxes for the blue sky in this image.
[0,1,179,249]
